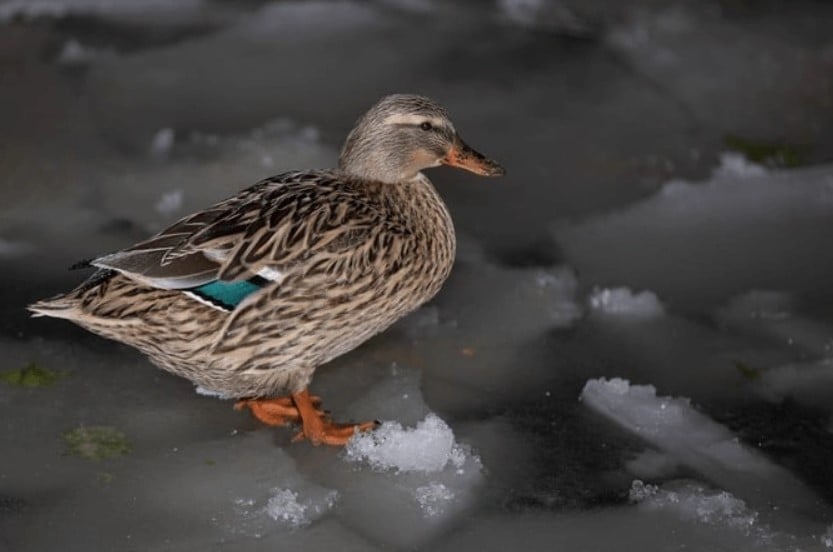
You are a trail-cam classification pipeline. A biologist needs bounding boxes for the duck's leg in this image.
[234,395,323,427]
[290,389,378,446]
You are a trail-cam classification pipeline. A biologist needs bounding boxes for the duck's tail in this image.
[27,295,82,320]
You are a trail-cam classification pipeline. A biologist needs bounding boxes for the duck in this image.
[28,94,505,446]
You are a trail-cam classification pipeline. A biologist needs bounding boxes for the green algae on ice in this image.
[62,426,132,461]
[0,363,66,388]
[724,134,811,168]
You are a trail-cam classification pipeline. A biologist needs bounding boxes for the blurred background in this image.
[2,1,833,550]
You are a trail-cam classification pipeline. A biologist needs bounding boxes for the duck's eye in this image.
[419,121,433,131]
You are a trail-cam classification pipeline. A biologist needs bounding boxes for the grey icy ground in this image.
[2,0,833,550]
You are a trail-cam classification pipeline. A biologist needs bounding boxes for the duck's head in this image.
[338,94,505,183]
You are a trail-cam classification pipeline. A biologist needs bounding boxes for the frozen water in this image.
[630,480,759,532]
[154,189,184,216]
[557,161,833,309]
[345,413,469,473]
[55,38,116,66]
[717,291,833,358]
[149,127,175,159]
[264,487,339,529]
[4,1,833,550]
[581,377,823,517]
[588,287,665,318]
[754,359,833,412]
[712,152,768,179]
[414,482,455,517]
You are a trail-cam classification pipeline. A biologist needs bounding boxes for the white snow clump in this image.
[345,413,470,473]
[588,287,665,317]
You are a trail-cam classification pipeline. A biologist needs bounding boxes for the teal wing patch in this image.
[189,278,266,310]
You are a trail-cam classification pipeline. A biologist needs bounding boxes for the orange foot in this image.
[236,390,377,447]
[234,395,323,427]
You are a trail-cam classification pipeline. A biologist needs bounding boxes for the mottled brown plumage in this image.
[29,94,504,445]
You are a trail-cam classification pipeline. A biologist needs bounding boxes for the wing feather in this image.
[89,171,403,291]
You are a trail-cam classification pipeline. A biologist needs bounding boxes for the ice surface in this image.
[557,162,833,309]
[754,359,833,412]
[581,377,823,517]
[625,450,680,480]
[588,287,665,318]
[288,366,484,549]
[717,291,833,358]
[4,2,833,550]
[497,0,590,35]
[0,0,205,23]
[154,189,184,216]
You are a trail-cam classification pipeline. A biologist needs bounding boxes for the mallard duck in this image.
[29,94,504,445]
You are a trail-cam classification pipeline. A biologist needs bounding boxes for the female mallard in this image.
[29,94,504,446]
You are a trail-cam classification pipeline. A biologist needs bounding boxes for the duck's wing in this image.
[91,171,400,291]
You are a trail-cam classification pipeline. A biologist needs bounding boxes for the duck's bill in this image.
[442,138,505,177]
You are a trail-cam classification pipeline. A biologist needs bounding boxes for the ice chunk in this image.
[264,487,339,529]
[712,152,768,179]
[630,480,758,534]
[56,39,115,66]
[345,413,469,473]
[149,128,175,159]
[154,189,183,215]
[588,287,665,317]
[581,378,821,515]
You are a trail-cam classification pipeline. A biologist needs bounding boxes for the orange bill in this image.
[441,137,505,177]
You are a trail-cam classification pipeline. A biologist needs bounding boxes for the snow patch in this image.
[345,413,472,473]
[264,488,339,529]
[630,480,763,537]
[414,482,455,518]
[588,287,665,317]
[712,152,768,180]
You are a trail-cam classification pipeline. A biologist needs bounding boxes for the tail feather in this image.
[28,295,80,320]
